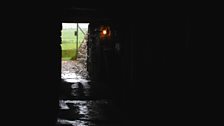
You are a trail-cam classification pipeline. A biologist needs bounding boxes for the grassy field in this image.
[61,28,87,60]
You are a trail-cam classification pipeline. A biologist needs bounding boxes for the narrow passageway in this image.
[58,66,122,126]
[57,36,122,126]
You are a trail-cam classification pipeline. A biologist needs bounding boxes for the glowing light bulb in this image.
[102,29,107,35]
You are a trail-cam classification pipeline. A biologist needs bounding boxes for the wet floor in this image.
[57,71,122,126]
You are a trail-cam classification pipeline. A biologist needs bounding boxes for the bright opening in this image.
[61,23,89,80]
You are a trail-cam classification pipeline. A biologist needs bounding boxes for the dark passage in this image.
[1,1,221,126]
[58,77,122,126]
[58,57,122,126]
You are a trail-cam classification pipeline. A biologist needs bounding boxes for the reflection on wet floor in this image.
[62,71,89,83]
[58,100,121,125]
[58,72,122,126]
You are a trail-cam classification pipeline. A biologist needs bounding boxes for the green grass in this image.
[61,29,86,43]
[61,49,77,60]
[61,28,87,60]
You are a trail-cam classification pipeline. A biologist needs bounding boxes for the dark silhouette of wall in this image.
[1,3,61,126]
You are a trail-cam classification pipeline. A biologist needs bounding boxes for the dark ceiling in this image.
[59,0,137,22]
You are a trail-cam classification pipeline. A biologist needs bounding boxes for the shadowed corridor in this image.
[1,1,221,126]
